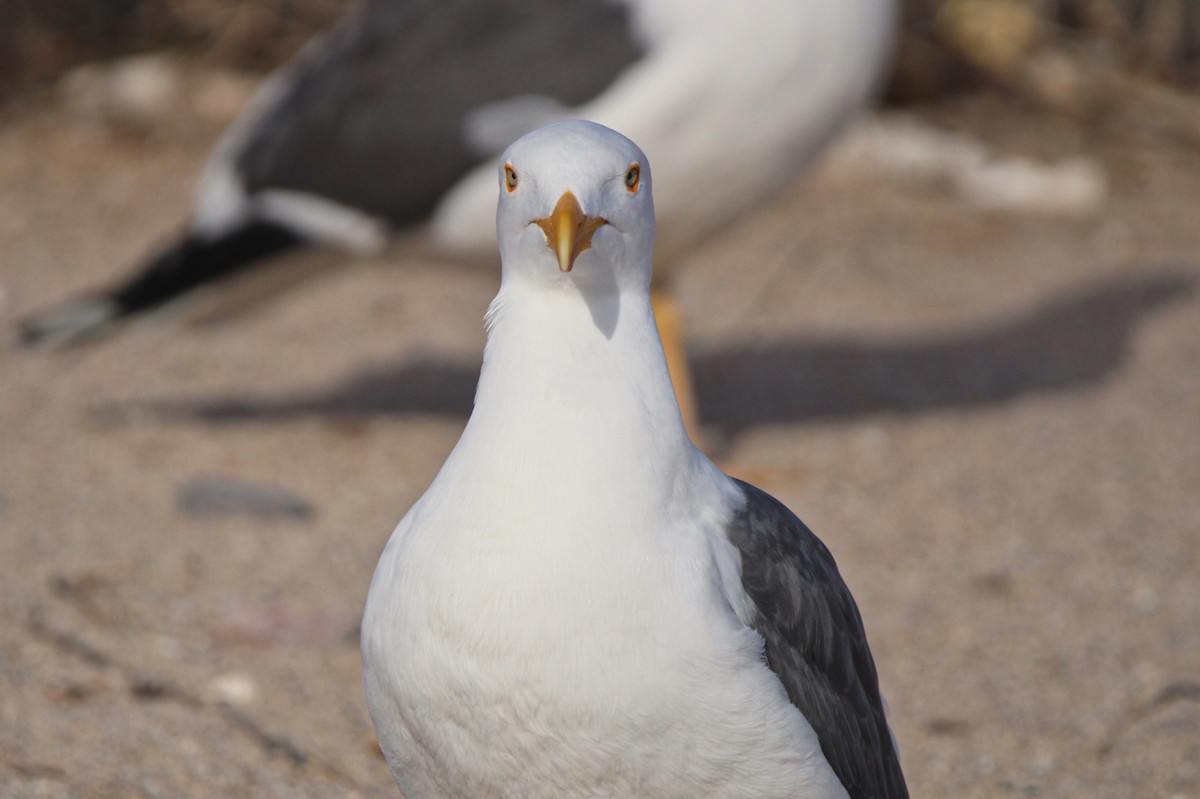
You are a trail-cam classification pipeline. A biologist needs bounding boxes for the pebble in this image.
[177,475,315,520]
[59,54,182,129]
[207,672,258,707]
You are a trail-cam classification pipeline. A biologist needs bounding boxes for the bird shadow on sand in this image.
[111,271,1195,438]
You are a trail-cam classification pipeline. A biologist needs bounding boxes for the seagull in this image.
[17,0,896,360]
[361,120,907,799]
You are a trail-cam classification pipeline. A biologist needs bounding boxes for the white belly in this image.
[361,498,848,799]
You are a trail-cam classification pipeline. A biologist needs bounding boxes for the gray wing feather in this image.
[234,0,642,226]
[726,478,908,799]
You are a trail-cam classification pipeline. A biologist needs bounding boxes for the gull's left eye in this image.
[624,164,640,193]
[504,164,519,192]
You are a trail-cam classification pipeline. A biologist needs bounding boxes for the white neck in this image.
[427,279,698,534]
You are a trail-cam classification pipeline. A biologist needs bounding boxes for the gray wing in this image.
[234,0,643,227]
[725,478,909,799]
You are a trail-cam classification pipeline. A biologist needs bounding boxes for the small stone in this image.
[59,54,182,129]
[207,672,258,707]
[177,475,315,520]
[926,717,971,736]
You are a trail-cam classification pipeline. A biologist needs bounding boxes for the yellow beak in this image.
[534,191,608,272]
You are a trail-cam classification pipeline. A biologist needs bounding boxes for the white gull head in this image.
[495,120,655,298]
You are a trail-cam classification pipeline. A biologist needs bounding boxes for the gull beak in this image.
[534,191,608,272]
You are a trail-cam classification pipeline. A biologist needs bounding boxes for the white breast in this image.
[363,459,847,798]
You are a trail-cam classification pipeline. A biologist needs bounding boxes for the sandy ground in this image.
[1,87,1198,798]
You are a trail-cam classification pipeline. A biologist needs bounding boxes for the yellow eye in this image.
[624,164,640,193]
[504,164,519,192]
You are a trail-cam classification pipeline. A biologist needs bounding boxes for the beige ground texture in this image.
[1,71,1198,798]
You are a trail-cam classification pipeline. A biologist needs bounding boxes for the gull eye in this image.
[624,164,640,193]
[504,164,519,192]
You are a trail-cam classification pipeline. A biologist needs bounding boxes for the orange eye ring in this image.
[624,164,640,193]
[504,164,519,192]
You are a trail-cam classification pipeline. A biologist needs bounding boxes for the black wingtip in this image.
[16,221,303,349]
[109,221,303,316]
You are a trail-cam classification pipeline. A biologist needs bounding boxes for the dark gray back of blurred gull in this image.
[19,0,895,345]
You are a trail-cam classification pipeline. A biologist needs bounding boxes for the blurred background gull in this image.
[8,0,897,436]
[4,0,1197,354]
[10,1,895,327]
